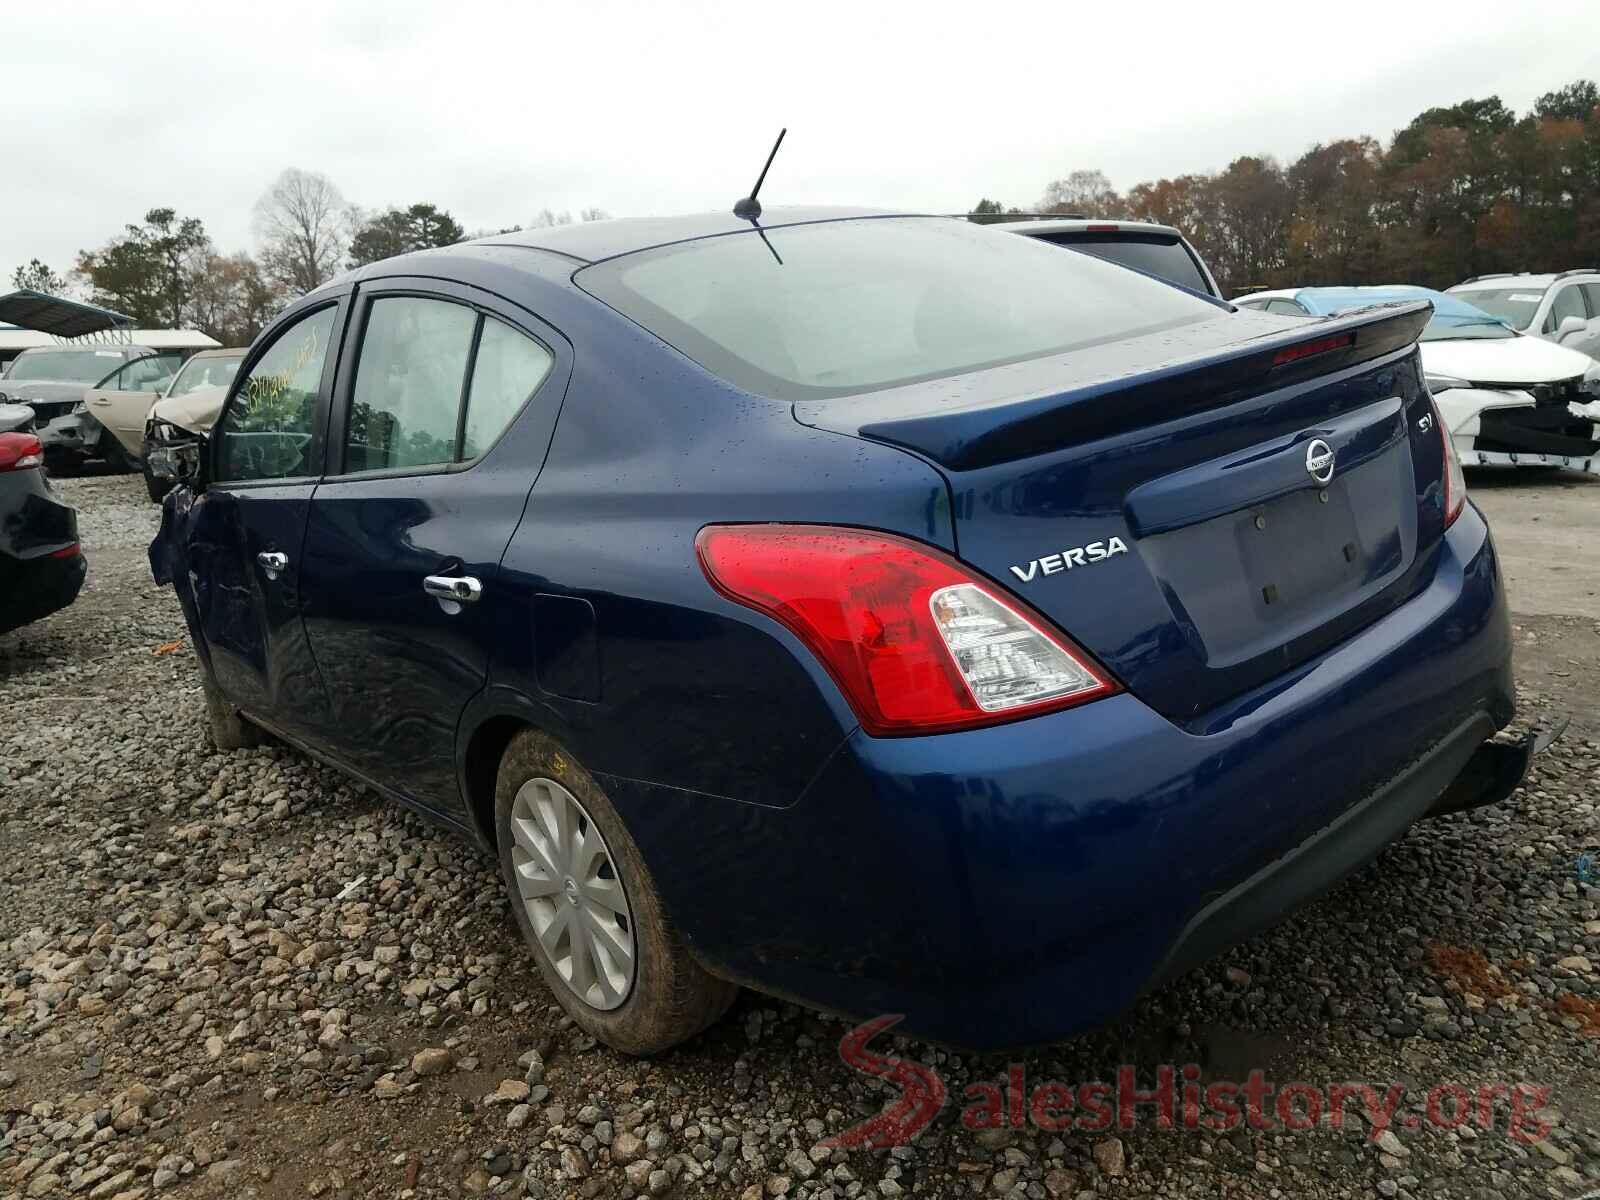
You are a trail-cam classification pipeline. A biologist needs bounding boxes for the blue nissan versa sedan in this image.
[151,209,1532,1054]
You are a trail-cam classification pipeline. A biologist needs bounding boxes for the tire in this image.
[98,431,134,474]
[142,458,172,504]
[201,671,262,751]
[494,729,737,1054]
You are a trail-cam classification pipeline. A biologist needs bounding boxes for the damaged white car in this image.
[1234,285,1600,471]
[139,382,229,502]
[136,349,243,501]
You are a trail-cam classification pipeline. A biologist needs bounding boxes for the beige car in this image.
[84,348,244,468]
[139,352,245,500]
[78,352,183,465]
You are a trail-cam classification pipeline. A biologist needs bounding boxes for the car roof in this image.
[998,217,1185,239]
[473,206,906,265]
[1244,285,1509,324]
[1290,285,1455,317]
[186,347,247,359]
[14,343,153,356]
[1450,273,1559,290]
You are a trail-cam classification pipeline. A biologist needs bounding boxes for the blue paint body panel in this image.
[601,506,1509,1047]
[149,211,1515,1049]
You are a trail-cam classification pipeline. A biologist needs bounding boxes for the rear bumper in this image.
[0,467,87,635]
[1152,709,1497,986]
[0,549,87,634]
[608,505,1514,1049]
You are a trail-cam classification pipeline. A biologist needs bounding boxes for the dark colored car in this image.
[997,217,1223,297]
[151,209,1526,1054]
[0,432,86,635]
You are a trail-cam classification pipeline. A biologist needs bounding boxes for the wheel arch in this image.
[456,685,583,852]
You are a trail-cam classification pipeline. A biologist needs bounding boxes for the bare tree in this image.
[1037,169,1122,217]
[580,207,611,222]
[254,169,349,296]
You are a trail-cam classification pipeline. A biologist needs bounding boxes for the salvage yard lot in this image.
[2,472,1599,1200]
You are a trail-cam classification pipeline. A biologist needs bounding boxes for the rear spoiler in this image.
[798,301,1432,471]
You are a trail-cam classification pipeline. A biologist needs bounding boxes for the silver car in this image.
[0,344,161,466]
[1448,270,1600,359]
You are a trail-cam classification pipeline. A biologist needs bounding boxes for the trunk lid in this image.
[796,303,1445,724]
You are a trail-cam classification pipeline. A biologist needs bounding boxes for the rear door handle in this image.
[89,397,111,406]
[423,574,482,606]
[257,551,288,580]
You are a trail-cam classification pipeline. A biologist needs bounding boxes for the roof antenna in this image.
[733,128,786,222]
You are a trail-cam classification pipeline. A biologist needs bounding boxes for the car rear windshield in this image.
[4,349,127,383]
[1034,231,1210,294]
[1450,287,1544,331]
[578,217,1223,401]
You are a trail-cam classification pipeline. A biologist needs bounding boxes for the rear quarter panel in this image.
[477,287,955,810]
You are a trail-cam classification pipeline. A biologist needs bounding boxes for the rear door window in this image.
[1036,232,1210,294]
[462,317,554,459]
[113,353,181,391]
[341,296,555,473]
[346,297,477,472]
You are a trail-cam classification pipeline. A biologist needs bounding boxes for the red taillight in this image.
[1433,394,1467,527]
[49,543,82,559]
[0,432,43,471]
[695,525,1119,736]
[1272,333,1354,367]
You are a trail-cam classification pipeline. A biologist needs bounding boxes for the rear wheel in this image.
[201,672,261,751]
[494,729,737,1054]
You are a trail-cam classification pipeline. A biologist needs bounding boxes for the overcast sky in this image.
[5,1,1599,279]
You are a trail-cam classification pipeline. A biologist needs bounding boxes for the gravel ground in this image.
[2,471,1599,1200]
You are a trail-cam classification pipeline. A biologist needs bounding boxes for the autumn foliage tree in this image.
[984,78,1600,296]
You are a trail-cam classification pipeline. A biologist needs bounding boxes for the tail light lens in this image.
[1431,394,1466,527]
[0,432,43,471]
[696,524,1119,735]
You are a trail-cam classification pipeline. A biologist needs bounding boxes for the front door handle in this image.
[423,574,483,609]
[257,551,288,581]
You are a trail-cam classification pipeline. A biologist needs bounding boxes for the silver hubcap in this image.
[509,778,635,1010]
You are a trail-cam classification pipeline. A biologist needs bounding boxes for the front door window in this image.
[214,306,338,483]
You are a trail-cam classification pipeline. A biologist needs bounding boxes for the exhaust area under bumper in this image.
[1427,716,1568,818]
